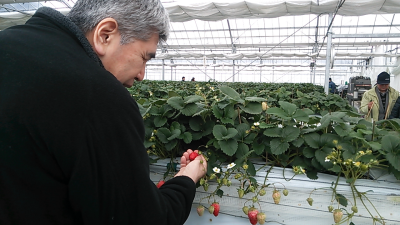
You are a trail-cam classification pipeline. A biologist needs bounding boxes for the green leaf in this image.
[165,139,178,151]
[282,126,300,142]
[381,135,400,154]
[236,123,251,139]
[223,128,239,140]
[241,102,262,114]
[202,120,215,136]
[302,108,314,115]
[266,107,290,119]
[270,139,289,155]
[181,103,198,116]
[244,97,267,102]
[167,96,184,110]
[192,132,203,140]
[138,103,150,117]
[320,133,338,148]
[291,156,306,167]
[319,114,332,129]
[244,132,257,144]
[335,193,348,207]
[236,142,249,159]
[333,124,352,137]
[216,189,224,198]
[184,95,203,103]
[224,105,237,119]
[156,128,171,143]
[306,170,318,180]
[315,149,329,167]
[304,133,320,149]
[212,104,223,119]
[189,117,202,131]
[219,85,244,103]
[154,116,167,127]
[386,152,400,172]
[213,125,227,140]
[167,129,181,141]
[342,149,355,161]
[303,147,315,158]
[330,164,342,173]
[358,154,375,164]
[366,141,381,151]
[259,122,276,129]
[263,127,282,137]
[221,117,234,125]
[182,132,192,144]
[279,101,297,115]
[218,139,238,156]
[253,141,265,155]
[168,91,179,97]
[170,121,180,130]
[293,109,309,122]
[291,137,304,148]
[247,161,257,176]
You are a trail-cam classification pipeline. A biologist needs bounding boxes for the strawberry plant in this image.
[129,80,400,224]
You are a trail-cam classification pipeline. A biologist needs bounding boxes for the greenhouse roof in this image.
[1,0,400,84]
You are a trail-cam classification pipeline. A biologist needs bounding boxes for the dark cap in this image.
[377,72,390,84]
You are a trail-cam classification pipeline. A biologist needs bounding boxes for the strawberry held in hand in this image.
[211,202,220,217]
[189,151,199,161]
[156,180,165,188]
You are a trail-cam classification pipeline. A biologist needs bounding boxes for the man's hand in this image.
[368,101,374,110]
[175,149,207,183]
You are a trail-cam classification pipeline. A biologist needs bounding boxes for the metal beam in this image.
[333,33,400,38]
[160,41,400,49]
[325,13,333,95]
[169,24,400,33]
[146,63,397,68]
[0,5,32,15]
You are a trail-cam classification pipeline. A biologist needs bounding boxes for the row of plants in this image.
[129,81,400,225]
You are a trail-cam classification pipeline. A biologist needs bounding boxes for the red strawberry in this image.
[189,151,199,161]
[248,209,259,225]
[156,180,165,188]
[211,202,220,217]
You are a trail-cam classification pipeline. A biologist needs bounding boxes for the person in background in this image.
[0,0,207,225]
[389,96,400,119]
[182,76,186,81]
[191,77,195,81]
[360,72,399,122]
[329,78,336,94]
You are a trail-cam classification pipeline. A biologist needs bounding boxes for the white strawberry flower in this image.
[227,163,236,169]
[213,167,221,173]
[253,122,260,126]
[278,124,283,128]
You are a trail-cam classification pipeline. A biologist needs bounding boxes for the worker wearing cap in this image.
[360,72,399,122]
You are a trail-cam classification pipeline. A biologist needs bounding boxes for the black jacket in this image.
[0,7,195,225]
[389,96,400,119]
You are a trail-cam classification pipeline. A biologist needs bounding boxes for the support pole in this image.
[324,13,333,94]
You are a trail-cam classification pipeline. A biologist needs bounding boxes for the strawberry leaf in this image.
[335,193,348,207]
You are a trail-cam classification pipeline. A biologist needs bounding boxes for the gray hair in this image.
[67,0,169,44]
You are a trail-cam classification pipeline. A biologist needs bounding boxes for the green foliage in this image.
[131,80,400,180]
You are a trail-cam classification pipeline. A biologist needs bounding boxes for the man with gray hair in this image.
[360,71,399,122]
[0,1,206,224]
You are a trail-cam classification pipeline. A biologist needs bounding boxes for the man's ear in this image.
[91,18,119,56]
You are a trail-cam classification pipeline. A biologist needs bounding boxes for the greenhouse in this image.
[1,0,400,225]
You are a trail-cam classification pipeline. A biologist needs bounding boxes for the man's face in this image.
[377,84,389,93]
[101,33,159,88]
